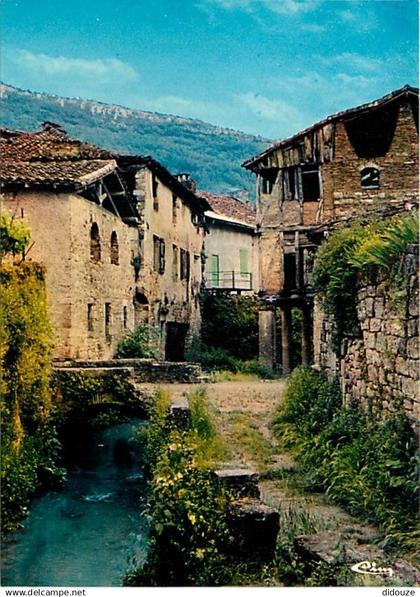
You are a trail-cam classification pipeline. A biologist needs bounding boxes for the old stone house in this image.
[243,85,419,373]
[197,190,259,295]
[0,123,209,361]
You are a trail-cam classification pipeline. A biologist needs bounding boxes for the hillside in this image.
[0,83,269,198]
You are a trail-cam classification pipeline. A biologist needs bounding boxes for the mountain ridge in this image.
[0,82,270,197]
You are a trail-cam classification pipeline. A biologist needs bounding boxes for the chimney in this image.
[42,121,67,135]
[177,172,197,193]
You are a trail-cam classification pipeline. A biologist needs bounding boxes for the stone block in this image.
[364,333,376,349]
[400,376,417,399]
[214,468,260,499]
[395,356,410,377]
[367,365,378,383]
[228,498,280,561]
[369,318,381,333]
[407,318,419,338]
[407,337,419,360]
[169,398,191,430]
[365,349,381,366]
[374,297,385,318]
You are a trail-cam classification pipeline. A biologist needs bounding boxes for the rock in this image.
[369,318,381,333]
[374,298,385,318]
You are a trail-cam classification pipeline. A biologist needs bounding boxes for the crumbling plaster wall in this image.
[257,101,418,297]
[204,221,259,294]
[314,245,419,419]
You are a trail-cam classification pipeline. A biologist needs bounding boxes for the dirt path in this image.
[145,379,379,538]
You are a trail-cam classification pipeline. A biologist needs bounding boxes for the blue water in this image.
[1,420,149,587]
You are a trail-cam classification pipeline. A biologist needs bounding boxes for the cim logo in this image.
[351,560,394,577]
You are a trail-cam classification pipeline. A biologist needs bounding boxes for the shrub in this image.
[0,262,64,531]
[0,213,31,259]
[116,324,160,358]
[272,370,419,535]
[271,367,341,445]
[201,294,258,361]
[126,388,232,586]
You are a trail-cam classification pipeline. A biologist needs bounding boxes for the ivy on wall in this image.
[312,211,418,351]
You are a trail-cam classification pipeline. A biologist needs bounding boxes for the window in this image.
[110,231,119,265]
[180,249,190,281]
[260,169,277,195]
[360,167,380,189]
[261,178,273,194]
[211,254,219,287]
[172,194,178,223]
[282,165,321,201]
[152,174,159,210]
[90,223,101,262]
[240,249,249,274]
[123,306,128,329]
[172,245,179,280]
[105,303,111,338]
[153,235,165,274]
[87,303,94,332]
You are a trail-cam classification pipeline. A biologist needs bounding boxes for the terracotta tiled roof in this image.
[0,125,112,162]
[0,159,117,187]
[198,190,256,226]
[0,124,210,214]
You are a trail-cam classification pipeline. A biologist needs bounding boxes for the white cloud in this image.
[12,50,138,84]
[238,92,305,124]
[319,52,381,73]
[202,0,320,16]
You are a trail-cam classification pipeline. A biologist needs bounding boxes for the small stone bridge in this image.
[53,358,204,417]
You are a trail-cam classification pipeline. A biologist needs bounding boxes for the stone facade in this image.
[1,191,139,359]
[314,246,419,419]
[0,125,209,361]
[132,168,206,359]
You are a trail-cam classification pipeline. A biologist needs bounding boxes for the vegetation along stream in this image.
[1,419,149,587]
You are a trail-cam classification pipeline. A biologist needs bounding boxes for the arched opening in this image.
[110,231,119,265]
[90,223,101,262]
[360,166,380,189]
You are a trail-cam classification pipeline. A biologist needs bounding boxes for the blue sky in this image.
[2,0,418,138]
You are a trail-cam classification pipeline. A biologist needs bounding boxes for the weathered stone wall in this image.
[55,358,203,383]
[328,103,419,220]
[315,246,419,419]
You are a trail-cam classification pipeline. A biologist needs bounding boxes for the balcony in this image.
[205,271,253,292]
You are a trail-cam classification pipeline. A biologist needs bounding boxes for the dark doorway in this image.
[283,252,297,291]
[165,322,189,361]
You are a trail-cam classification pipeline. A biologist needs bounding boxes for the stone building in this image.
[0,123,209,361]
[197,190,259,295]
[242,85,419,372]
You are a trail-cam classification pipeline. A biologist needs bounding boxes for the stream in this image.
[1,419,149,587]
